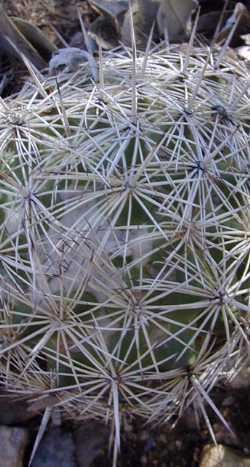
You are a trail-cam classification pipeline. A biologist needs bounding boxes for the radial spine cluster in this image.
[0,44,250,454]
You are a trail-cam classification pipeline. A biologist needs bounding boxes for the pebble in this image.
[0,426,29,467]
[200,444,250,467]
[31,427,76,467]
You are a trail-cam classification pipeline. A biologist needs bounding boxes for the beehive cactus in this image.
[0,42,250,460]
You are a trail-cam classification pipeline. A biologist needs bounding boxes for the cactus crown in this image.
[0,39,250,460]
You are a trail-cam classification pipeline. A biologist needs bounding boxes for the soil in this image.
[93,382,250,466]
[3,381,250,466]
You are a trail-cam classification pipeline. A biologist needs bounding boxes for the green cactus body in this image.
[0,44,250,457]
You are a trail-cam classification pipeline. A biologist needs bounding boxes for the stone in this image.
[200,445,250,467]
[0,426,29,467]
[31,427,76,467]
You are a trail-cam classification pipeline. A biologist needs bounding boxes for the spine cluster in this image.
[0,44,249,455]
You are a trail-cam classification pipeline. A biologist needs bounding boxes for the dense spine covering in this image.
[0,44,250,458]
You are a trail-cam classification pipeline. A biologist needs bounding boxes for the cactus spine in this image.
[0,42,249,460]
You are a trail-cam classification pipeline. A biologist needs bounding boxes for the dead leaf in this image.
[0,6,47,69]
[237,45,250,61]
[121,0,160,48]
[197,11,226,38]
[12,17,57,61]
[121,0,196,47]
[69,31,97,52]
[157,0,196,42]
[241,32,250,45]
[216,2,250,46]
[89,0,128,19]
[90,15,121,49]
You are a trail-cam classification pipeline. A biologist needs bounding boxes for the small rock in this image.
[0,426,29,467]
[200,444,250,467]
[74,422,109,467]
[31,427,76,467]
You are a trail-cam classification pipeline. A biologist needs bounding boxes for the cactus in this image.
[0,41,250,462]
